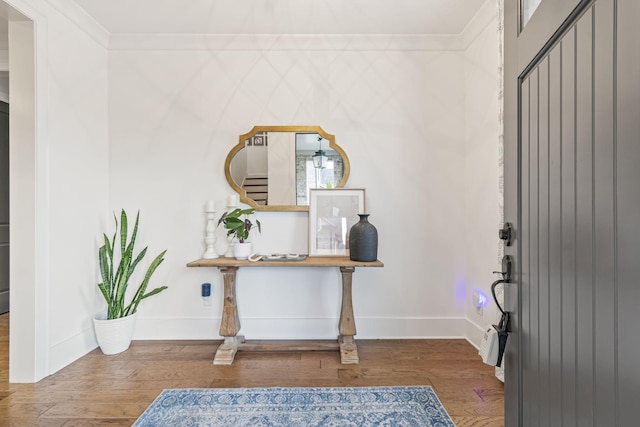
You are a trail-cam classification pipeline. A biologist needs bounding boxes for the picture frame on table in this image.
[308,188,365,257]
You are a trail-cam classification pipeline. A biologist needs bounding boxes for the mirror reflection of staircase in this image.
[243,176,267,205]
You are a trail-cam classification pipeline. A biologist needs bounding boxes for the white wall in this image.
[462,0,502,346]
[108,37,469,340]
[5,0,500,381]
[6,0,109,381]
[46,12,109,374]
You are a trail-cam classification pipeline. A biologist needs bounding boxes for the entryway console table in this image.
[186,256,384,365]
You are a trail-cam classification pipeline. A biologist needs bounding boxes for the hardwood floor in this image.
[0,314,504,426]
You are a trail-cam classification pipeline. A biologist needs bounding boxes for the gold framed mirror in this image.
[224,126,351,211]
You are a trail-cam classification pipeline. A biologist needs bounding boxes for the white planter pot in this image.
[93,312,138,355]
[233,242,253,260]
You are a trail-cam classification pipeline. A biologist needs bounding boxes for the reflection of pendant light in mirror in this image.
[312,136,328,169]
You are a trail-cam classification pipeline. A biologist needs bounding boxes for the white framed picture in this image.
[308,188,365,257]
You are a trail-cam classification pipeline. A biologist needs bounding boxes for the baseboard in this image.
[464,318,486,349]
[133,316,471,340]
[41,316,490,380]
[48,327,98,375]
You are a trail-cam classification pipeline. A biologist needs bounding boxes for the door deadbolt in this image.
[498,222,513,246]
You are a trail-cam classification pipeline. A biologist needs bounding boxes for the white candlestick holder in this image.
[202,207,219,259]
[223,202,237,257]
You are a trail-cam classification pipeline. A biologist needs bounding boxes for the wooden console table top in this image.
[187,256,383,268]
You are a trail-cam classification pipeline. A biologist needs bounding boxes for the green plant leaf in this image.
[223,217,243,228]
[218,207,260,244]
[97,210,169,320]
[98,246,111,287]
[217,211,229,227]
[129,247,148,277]
[119,209,128,256]
[125,211,140,257]
[126,249,167,315]
[97,282,111,314]
[139,285,168,300]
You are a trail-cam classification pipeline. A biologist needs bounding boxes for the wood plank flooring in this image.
[0,314,504,426]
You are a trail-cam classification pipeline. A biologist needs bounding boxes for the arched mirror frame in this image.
[224,125,351,212]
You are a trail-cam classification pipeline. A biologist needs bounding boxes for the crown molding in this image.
[460,0,496,50]
[109,33,464,51]
[6,1,491,53]
[44,0,109,48]
[3,0,108,48]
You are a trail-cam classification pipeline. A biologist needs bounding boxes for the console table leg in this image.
[339,266,359,364]
[214,335,245,365]
[214,266,241,365]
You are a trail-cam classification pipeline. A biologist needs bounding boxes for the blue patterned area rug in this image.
[133,386,456,427]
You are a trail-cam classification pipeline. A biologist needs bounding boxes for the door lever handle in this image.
[492,255,513,282]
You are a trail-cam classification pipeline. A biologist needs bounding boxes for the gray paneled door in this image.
[0,101,8,315]
[504,0,640,425]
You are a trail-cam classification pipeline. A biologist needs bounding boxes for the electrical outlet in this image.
[473,291,484,316]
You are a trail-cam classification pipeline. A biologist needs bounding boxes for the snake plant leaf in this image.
[115,251,132,303]
[126,250,167,315]
[98,246,111,286]
[125,211,140,257]
[98,210,169,320]
[110,213,117,262]
[139,285,168,301]
[129,247,148,278]
[103,234,113,264]
[97,282,110,307]
[119,209,128,256]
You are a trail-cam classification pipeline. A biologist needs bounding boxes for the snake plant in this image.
[98,210,168,320]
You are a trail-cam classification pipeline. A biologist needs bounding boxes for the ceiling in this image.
[71,0,488,35]
[0,0,488,54]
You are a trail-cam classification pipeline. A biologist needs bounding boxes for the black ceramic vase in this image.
[349,214,378,262]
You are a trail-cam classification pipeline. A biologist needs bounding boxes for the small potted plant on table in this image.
[94,210,168,355]
[218,208,261,259]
